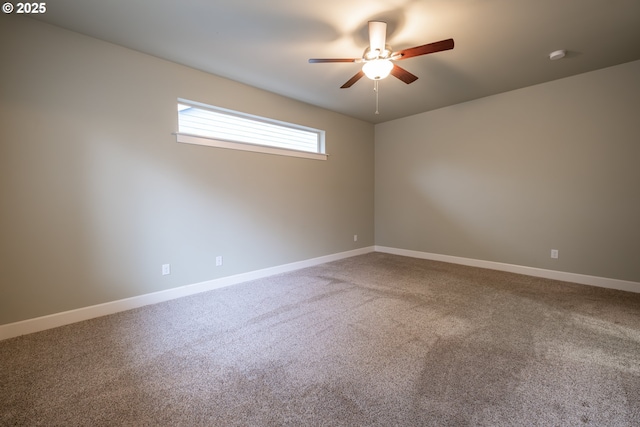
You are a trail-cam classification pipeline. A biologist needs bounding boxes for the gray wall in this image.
[2,17,638,327]
[376,59,640,283]
[0,18,374,325]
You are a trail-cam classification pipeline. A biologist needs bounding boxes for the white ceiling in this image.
[34,0,640,124]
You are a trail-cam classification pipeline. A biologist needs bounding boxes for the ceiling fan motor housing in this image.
[363,45,393,60]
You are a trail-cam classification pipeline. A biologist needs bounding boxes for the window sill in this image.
[176,133,328,161]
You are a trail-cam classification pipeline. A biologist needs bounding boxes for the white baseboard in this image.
[0,246,375,341]
[375,246,640,294]
[4,245,636,341]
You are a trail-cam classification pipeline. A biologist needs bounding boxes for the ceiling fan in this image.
[309,21,454,89]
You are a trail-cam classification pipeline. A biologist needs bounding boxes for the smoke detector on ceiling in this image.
[549,50,566,60]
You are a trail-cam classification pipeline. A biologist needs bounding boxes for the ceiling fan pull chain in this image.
[374,80,380,115]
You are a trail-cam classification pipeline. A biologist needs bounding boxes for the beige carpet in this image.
[1,253,639,426]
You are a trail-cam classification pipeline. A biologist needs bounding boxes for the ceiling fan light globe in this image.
[363,59,393,80]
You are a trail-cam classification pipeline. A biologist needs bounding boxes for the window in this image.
[176,99,326,160]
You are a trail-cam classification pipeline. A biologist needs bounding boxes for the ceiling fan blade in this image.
[340,70,365,88]
[395,38,454,60]
[390,64,418,84]
[309,58,359,63]
[369,21,387,55]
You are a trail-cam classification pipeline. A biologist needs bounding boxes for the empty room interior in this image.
[1,1,640,425]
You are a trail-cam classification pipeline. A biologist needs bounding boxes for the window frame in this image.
[176,99,327,160]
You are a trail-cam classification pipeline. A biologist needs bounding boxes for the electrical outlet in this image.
[216,256,223,267]
[162,264,171,275]
[354,234,358,242]
[551,249,559,259]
